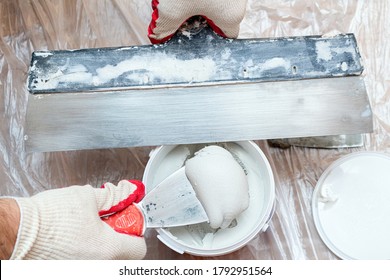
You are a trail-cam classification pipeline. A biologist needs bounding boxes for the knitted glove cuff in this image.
[11,197,54,259]
[10,184,147,260]
[11,193,87,259]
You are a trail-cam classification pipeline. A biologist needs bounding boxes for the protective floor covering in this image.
[1,0,389,259]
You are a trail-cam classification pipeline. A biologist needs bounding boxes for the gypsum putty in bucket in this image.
[143,141,275,256]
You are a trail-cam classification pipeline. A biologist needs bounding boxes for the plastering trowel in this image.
[24,19,373,153]
[268,134,365,149]
[102,167,208,236]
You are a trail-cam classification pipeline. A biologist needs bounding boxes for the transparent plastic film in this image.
[1,0,389,259]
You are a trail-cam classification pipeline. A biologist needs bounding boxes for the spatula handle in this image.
[102,204,145,237]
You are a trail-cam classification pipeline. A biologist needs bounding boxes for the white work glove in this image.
[148,0,248,43]
[10,180,147,260]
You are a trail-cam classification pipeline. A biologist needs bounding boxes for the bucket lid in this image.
[312,152,390,259]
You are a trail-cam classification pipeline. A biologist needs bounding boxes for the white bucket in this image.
[142,141,275,256]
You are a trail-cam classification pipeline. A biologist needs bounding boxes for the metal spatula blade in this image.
[268,134,366,149]
[25,25,373,153]
[140,167,209,228]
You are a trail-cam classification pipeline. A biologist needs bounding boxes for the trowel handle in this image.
[102,204,145,237]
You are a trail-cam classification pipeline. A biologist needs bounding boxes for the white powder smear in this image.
[95,54,217,84]
[341,62,348,71]
[243,57,291,78]
[34,52,53,58]
[316,37,358,64]
[260,57,291,72]
[33,53,217,90]
[316,41,333,61]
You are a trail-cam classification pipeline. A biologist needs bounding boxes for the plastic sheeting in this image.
[1,0,389,259]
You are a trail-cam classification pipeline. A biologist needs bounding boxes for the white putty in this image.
[316,40,357,63]
[319,184,339,203]
[148,145,191,184]
[316,41,333,61]
[94,54,218,84]
[260,57,291,72]
[341,62,348,71]
[185,145,249,229]
[221,48,232,60]
[34,52,53,58]
[146,143,271,251]
[321,31,342,38]
[180,30,193,39]
[243,57,291,78]
[33,53,217,90]
[116,46,139,51]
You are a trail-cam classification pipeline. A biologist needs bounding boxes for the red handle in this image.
[102,204,145,236]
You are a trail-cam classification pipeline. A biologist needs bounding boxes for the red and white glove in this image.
[10,180,146,260]
[148,0,248,44]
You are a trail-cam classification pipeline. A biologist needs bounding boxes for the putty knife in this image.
[102,167,208,236]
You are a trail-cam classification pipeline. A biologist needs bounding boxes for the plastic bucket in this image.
[142,141,275,256]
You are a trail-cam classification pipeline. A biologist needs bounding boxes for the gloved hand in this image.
[10,180,147,260]
[148,0,248,44]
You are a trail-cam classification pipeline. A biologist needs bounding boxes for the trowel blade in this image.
[139,167,209,228]
[268,134,365,149]
[24,27,373,152]
[24,76,372,152]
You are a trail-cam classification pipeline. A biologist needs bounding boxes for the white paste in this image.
[316,38,357,63]
[316,41,333,62]
[185,145,250,229]
[242,57,291,78]
[33,53,218,90]
[146,142,271,251]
